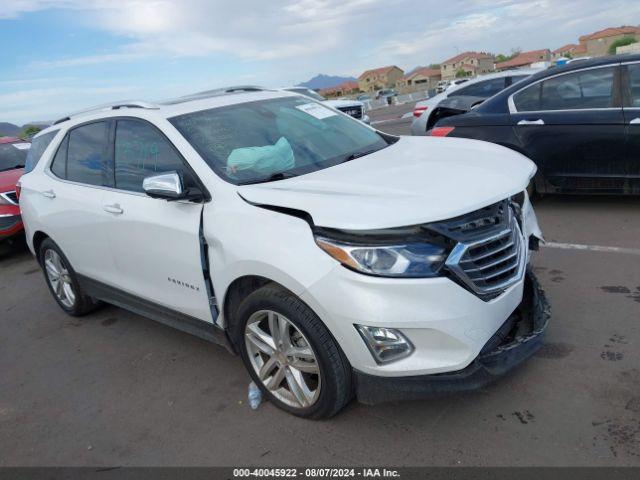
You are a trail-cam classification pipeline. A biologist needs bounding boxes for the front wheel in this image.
[234,284,352,419]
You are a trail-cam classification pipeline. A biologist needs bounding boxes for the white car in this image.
[411,69,541,135]
[283,87,370,124]
[19,86,548,418]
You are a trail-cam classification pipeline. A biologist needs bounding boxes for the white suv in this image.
[19,86,548,419]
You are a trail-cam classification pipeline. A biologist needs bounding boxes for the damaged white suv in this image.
[19,86,549,419]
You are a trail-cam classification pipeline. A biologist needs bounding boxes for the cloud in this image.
[2,0,640,123]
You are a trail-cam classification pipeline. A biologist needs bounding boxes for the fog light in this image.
[355,325,414,364]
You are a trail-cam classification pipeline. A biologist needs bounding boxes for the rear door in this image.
[622,61,640,192]
[100,118,213,322]
[509,64,627,192]
[43,121,116,284]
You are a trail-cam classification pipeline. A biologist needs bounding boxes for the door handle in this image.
[103,204,123,215]
[41,190,56,199]
[517,119,545,126]
[630,117,640,125]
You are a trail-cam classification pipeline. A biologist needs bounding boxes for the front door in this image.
[622,61,640,193]
[101,118,213,322]
[510,64,627,192]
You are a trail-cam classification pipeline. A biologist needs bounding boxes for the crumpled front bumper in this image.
[354,269,550,405]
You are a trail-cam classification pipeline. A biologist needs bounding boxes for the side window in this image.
[24,131,57,174]
[66,122,110,186]
[451,78,506,97]
[627,63,640,107]
[514,67,616,112]
[50,136,68,179]
[114,120,193,193]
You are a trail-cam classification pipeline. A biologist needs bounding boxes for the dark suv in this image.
[431,55,640,195]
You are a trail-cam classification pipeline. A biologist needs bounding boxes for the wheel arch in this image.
[32,230,51,262]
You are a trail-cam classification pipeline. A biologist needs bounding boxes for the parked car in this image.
[0,137,31,240]
[282,87,370,124]
[20,87,547,418]
[412,69,541,135]
[356,94,372,101]
[430,55,640,195]
[375,88,397,104]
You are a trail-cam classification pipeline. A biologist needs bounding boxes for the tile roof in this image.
[358,65,402,79]
[405,67,441,80]
[579,26,640,41]
[552,43,579,54]
[496,49,550,69]
[442,51,492,65]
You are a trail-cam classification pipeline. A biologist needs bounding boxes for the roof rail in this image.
[161,85,267,105]
[53,100,160,125]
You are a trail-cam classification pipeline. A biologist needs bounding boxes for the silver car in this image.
[411,69,540,135]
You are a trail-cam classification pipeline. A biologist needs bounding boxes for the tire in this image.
[233,284,352,419]
[38,238,99,316]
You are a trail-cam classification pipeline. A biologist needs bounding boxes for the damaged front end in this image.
[354,268,551,405]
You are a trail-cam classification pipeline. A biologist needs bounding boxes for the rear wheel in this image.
[234,284,352,419]
[39,238,99,316]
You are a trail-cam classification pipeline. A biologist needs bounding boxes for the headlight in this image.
[315,236,448,278]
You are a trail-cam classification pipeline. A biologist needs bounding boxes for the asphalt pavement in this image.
[1,109,639,466]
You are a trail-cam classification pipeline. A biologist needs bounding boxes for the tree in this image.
[427,63,441,69]
[455,68,468,78]
[20,125,41,139]
[609,36,637,55]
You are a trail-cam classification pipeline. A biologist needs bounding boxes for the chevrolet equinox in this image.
[19,86,549,418]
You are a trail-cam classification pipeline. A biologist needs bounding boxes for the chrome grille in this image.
[445,206,526,297]
[1,191,18,205]
[337,105,363,119]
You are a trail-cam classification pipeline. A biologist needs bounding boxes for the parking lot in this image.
[1,107,639,467]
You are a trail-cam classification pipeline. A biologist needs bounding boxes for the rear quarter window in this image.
[24,131,57,174]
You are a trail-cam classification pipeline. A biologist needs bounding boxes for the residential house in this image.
[396,67,441,93]
[319,81,360,98]
[495,49,551,71]
[358,66,404,93]
[578,26,640,57]
[440,52,494,81]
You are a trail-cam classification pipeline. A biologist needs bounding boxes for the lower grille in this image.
[445,206,526,298]
[337,105,363,119]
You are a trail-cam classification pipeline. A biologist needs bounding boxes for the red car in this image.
[0,137,30,240]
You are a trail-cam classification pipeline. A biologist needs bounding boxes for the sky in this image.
[1,0,639,125]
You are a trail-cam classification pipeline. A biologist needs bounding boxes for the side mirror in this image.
[143,170,188,201]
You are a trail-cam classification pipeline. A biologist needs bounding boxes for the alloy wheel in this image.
[44,249,76,309]
[244,309,321,409]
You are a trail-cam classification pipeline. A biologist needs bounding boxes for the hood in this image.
[323,99,364,109]
[238,136,536,230]
[0,168,23,192]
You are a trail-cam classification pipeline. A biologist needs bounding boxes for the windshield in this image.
[170,96,389,185]
[0,142,29,171]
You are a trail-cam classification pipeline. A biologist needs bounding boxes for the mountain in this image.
[0,122,21,137]
[297,74,357,90]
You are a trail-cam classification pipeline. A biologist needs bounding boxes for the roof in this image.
[319,81,360,95]
[476,53,640,113]
[580,26,640,42]
[358,65,402,79]
[441,51,492,65]
[552,43,578,54]
[496,49,550,69]
[405,67,440,80]
[40,89,297,134]
[0,137,22,144]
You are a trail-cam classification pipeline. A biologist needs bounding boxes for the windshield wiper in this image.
[342,149,380,163]
[239,171,296,185]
